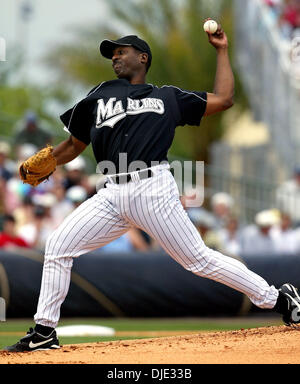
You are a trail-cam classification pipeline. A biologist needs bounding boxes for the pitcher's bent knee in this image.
[44,229,70,260]
[179,245,214,276]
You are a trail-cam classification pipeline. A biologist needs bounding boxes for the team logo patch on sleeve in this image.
[96,97,165,128]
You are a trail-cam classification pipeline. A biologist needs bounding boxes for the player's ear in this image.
[140,53,148,65]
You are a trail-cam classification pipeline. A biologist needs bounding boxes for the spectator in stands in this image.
[14,111,53,150]
[188,208,223,251]
[18,194,57,250]
[63,156,90,191]
[0,214,29,249]
[0,141,13,181]
[217,215,242,256]
[49,166,66,186]
[17,205,46,250]
[13,195,35,232]
[66,185,88,209]
[210,192,234,229]
[50,182,74,228]
[272,211,300,254]
[276,166,300,226]
[16,143,37,164]
[239,209,280,256]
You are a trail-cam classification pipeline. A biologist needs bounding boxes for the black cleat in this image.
[276,283,300,326]
[4,327,60,352]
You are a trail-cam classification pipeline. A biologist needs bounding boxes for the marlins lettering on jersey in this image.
[96,97,165,128]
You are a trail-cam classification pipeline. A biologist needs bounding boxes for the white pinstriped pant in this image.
[34,164,278,327]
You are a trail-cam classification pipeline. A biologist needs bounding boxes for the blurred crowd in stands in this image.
[263,0,300,39]
[182,177,300,258]
[1,111,300,258]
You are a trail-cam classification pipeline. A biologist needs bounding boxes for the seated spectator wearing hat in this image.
[66,185,88,209]
[217,215,242,256]
[16,143,38,164]
[239,210,280,256]
[271,212,300,255]
[14,111,53,149]
[0,214,29,249]
[63,156,90,191]
[210,192,234,230]
[276,167,300,226]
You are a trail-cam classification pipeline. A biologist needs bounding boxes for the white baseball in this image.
[203,20,218,34]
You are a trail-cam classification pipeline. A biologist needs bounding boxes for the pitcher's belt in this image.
[107,169,154,184]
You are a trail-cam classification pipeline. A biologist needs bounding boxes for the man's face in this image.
[111,46,145,79]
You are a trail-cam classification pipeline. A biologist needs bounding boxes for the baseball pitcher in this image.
[6,23,300,352]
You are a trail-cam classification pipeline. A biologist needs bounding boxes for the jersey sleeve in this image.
[172,87,207,126]
[59,98,93,145]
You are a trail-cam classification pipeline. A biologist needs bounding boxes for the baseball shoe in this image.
[275,283,300,326]
[4,327,60,352]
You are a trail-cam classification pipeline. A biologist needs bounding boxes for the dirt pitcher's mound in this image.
[1,325,300,364]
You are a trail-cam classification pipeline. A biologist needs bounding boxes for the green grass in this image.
[0,317,282,350]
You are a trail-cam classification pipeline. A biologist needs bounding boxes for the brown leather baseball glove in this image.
[19,145,57,187]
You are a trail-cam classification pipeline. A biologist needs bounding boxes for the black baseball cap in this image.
[99,35,152,68]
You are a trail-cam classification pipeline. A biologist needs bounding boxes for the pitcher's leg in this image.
[34,192,130,328]
[146,200,277,307]
[131,171,278,309]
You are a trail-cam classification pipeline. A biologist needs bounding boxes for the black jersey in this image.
[60,79,207,174]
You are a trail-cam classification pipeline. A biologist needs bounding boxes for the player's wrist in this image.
[215,45,229,52]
